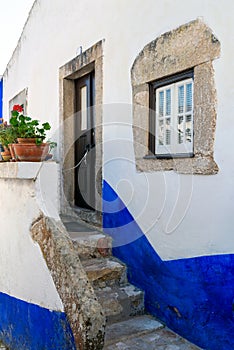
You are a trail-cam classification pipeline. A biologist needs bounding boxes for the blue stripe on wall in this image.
[0,79,2,121]
[0,292,75,349]
[103,180,234,350]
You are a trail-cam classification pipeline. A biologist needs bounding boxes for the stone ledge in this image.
[136,155,219,175]
[0,161,57,180]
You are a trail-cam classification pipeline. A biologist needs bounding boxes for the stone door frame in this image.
[59,40,104,225]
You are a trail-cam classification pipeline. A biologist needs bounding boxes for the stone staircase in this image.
[62,215,144,325]
[61,215,202,350]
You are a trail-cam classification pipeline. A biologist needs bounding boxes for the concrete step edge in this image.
[104,315,164,346]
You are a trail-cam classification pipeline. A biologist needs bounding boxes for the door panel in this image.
[74,72,95,209]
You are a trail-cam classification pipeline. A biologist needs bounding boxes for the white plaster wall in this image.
[0,163,63,310]
[3,0,234,260]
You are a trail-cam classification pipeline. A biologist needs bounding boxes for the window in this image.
[150,71,194,157]
[131,19,220,174]
[9,88,28,117]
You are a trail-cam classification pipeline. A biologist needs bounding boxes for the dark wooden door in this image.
[74,72,95,209]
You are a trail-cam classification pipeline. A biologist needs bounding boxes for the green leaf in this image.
[42,122,51,130]
[11,110,19,117]
[9,117,18,126]
[19,115,26,123]
[31,120,39,126]
[35,138,42,145]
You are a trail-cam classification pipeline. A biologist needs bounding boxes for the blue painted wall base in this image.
[103,180,234,350]
[0,292,75,350]
[0,79,2,123]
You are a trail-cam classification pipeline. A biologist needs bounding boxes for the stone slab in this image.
[68,232,103,239]
[0,161,57,179]
[82,257,126,287]
[104,315,163,345]
[63,221,95,233]
[104,317,202,349]
[95,284,144,324]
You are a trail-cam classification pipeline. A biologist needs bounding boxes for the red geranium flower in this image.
[12,104,23,113]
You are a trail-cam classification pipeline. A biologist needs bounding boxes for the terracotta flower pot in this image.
[8,144,16,161]
[17,138,38,144]
[12,143,49,162]
[1,149,12,162]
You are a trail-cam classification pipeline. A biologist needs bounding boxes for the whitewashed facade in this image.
[2,1,234,349]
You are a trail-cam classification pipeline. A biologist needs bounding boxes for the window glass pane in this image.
[159,91,164,116]
[158,119,164,145]
[154,75,193,155]
[186,83,192,112]
[185,115,192,142]
[178,85,184,113]
[166,89,171,116]
[178,116,184,144]
[165,118,171,145]
[81,86,87,130]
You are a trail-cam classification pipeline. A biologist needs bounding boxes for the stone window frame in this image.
[59,40,104,223]
[131,19,221,175]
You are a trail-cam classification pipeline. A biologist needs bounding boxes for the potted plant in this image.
[10,105,51,144]
[10,105,53,162]
[0,122,17,161]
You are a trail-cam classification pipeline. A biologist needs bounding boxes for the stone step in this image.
[61,215,112,259]
[95,284,144,325]
[104,315,163,347]
[69,231,112,259]
[82,257,127,288]
[61,209,101,228]
[104,315,202,349]
[62,217,97,231]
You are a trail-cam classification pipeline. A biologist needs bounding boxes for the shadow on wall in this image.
[103,180,234,350]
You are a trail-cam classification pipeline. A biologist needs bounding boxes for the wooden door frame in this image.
[59,40,104,225]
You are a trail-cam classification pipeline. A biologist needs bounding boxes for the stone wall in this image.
[31,216,105,349]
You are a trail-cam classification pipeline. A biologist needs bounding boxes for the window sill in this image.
[144,153,194,160]
[137,154,218,175]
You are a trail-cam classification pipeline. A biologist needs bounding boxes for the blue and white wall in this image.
[0,77,3,123]
[101,4,234,349]
[0,162,76,349]
[0,161,104,349]
[103,181,234,350]
[2,0,234,349]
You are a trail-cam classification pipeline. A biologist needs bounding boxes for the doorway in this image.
[59,40,103,225]
[74,72,95,209]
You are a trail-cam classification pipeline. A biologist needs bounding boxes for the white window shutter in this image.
[155,85,173,155]
[155,78,193,156]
